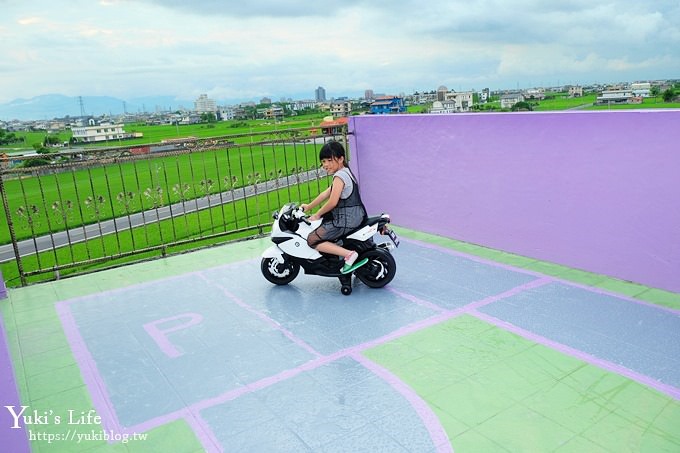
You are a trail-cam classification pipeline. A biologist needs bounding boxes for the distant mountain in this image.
[0,94,195,121]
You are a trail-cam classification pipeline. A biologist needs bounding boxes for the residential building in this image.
[411,92,437,104]
[370,96,406,114]
[500,92,524,109]
[430,101,457,114]
[443,91,474,112]
[315,86,326,102]
[179,114,202,125]
[71,123,142,143]
[631,82,651,97]
[258,106,284,121]
[364,90,374,101]
[218,107,236,121]
[194,94,217,113]
[523,88,545,101]
[316,102,331,113]
[330,101,352,118]
[596,90,634,105]
[568,86,584,97]
[292,100,317,112]
[231,107,248,120]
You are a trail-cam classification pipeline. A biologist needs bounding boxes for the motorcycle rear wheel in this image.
[261,257,300,285]
[355,248,396,288]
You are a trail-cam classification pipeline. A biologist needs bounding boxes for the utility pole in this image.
[78,96,86,117]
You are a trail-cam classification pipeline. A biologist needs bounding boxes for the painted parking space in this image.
[3,234,680,452]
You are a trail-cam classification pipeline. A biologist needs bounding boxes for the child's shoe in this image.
[341,251,368,274]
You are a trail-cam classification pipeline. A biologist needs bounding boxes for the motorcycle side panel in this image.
[278,237,323,260]
[347,224,379,242]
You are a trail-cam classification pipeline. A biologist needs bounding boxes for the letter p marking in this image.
[143,313,203,358]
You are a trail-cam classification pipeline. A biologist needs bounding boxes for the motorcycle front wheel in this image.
[261,257,300,285]
[355,248,396,288]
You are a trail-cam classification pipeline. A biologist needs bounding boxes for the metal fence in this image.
[0,126,348,287]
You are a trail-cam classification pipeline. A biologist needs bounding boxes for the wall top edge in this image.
[350,109,680,120]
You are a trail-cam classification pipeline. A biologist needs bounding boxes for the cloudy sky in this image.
[1,0,678,104]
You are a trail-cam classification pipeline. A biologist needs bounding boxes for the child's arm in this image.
[301,186,331,213]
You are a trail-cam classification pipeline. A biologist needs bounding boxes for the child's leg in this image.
[314,241,350,257]
[307,225,368,273]
[316,241,367,273]
[307,225,345,256]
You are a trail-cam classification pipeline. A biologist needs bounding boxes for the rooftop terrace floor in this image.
[1,228,679,452]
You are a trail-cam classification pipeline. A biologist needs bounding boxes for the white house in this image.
[523,88,545,100]
[71,124,141,143]
[292,99,318,111]
[430,101,457,114]
[596,90,634,105]
[330,101,352,118]
[568,86,584,97]
[443,91,474,112]
[500,92,524,109]
[631,82,651,97]
[219,107,236,121]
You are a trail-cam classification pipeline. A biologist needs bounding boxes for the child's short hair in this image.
[319,140,345,161]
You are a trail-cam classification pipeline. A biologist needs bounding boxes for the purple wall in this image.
[349,110,680,293]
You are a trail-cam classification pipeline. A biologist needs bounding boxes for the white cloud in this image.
[0,0,678,104]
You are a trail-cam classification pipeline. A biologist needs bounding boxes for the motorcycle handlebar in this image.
[289,204,312,225]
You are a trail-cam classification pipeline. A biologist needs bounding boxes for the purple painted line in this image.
[121,407,190,438]
[55,269,208,309]
[47,245,552,451]
[47,249,558,450]
[201,273,323,358]
[189,353,342,413]
[184,309,464,414]
[399,236,544,278]
[94,276,553,449]
[55,302,124,435]
[387,286,446,312]
[58,302,226,453]
[184,411,223,453]
[352,353,454,453]
[400,235,680,315]
[52,258,251,316]
[0,313,31,453]
[472,310,680,401]
[43,238,680,453]
[147,278,555,451]
[458,277,553,313]
[549,277,680,315]
[120,406,220,453]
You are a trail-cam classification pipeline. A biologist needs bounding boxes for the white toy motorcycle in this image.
[261,203,399,295]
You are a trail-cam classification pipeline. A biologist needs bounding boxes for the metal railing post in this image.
[0,171,27,286]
